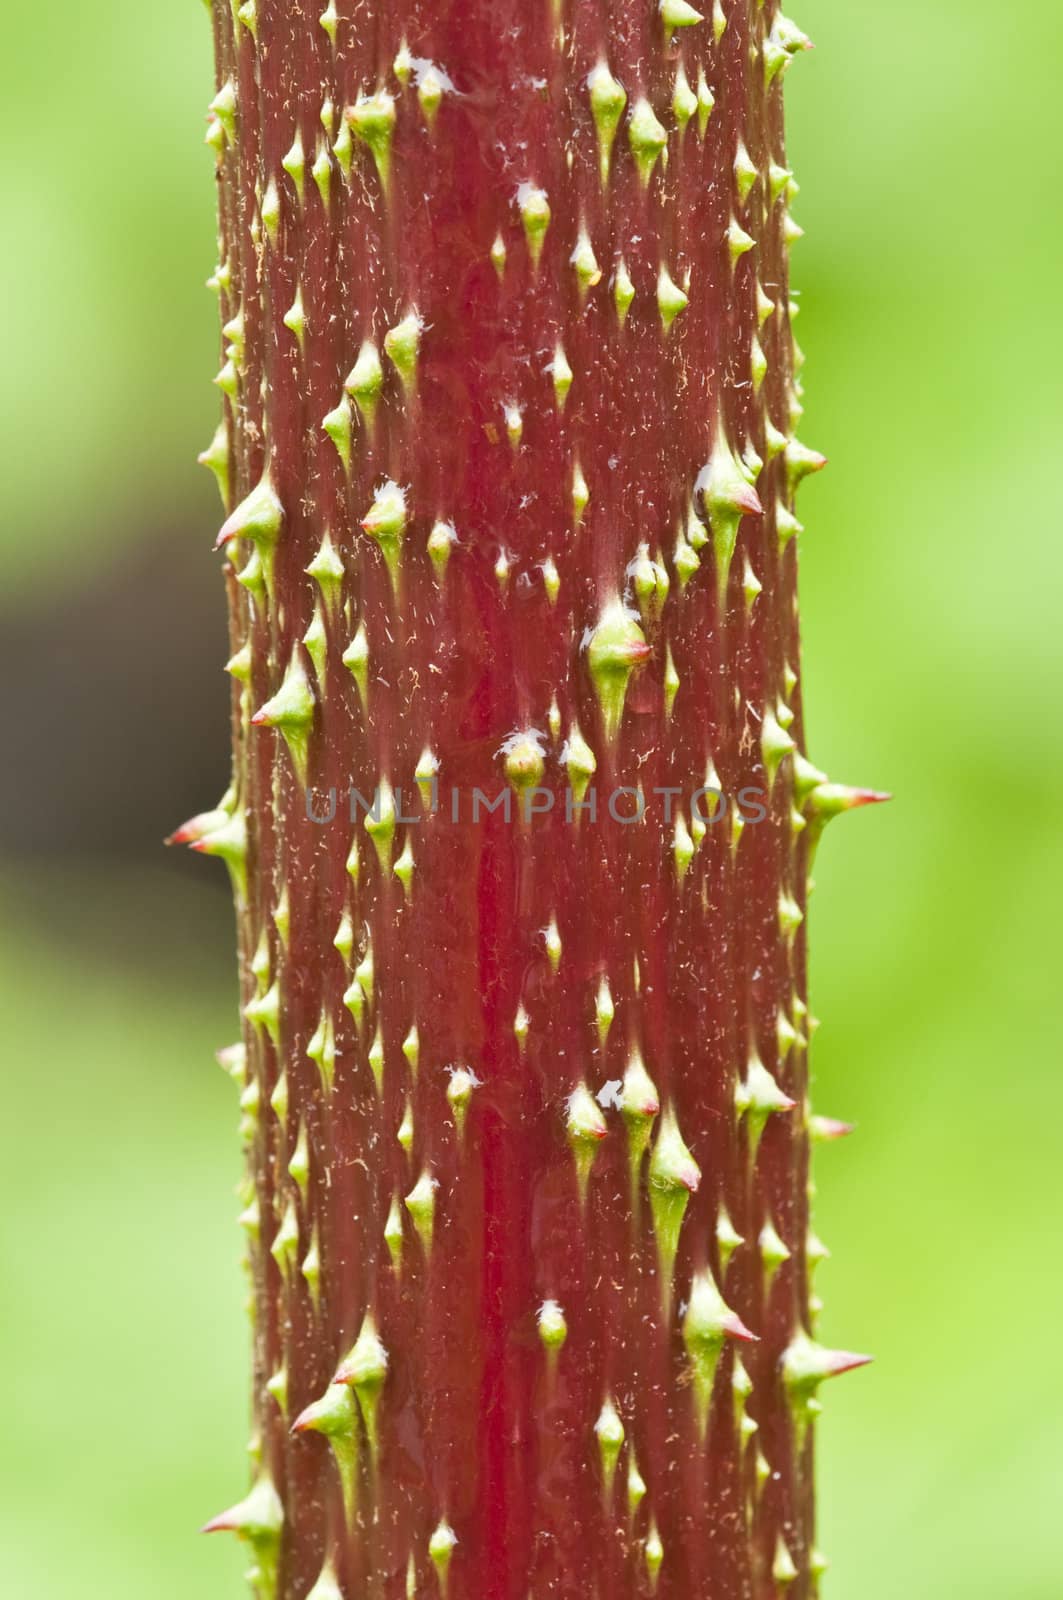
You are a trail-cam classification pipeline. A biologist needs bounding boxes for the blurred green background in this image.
[2,1,1060,1595]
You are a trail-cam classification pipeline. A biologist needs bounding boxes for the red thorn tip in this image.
[201,1512,236,1535]
[854,789,892,808]
[724,1312,758,1343]
[739,486,764,517]
[290,1405,315,1434]
[166,811,214,845]
[813,1116,856,1141]
[249,710,268,726]
[828,1350,874,1378]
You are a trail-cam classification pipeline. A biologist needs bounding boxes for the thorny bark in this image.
[188,3,882,1597]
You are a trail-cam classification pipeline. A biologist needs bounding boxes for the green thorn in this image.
[244,979,280,1043]
[361,480,407,584]
[332,118,352,178]
[566,1083,608,1200]
[202,1475,282,1591]
[306,1561,344,1600]
[302,1231,321,1303]
[307,1011,336,1092]
[761,706,797,786]
[613,258,635,323]
[673,63,698,128]
[288,1120,308,1196]
[564,725,597,807]
[418,67,445,127]
[307,531,344,618]
[587,599,650,743]
[572,460,590,523]
[594,1397,625,1496]
[697,426,763,602]
[335,1314,388,1459]
[405,1171,437,1252]
[342,622,369,699]
[551,342,573,409]
[393,39,413,84]
[769,161,794,203]
[735,139,758,203]
[198,420,230,508]
[367,1026,384,1091]
[384,1196,404,1268]
[538,1298,568,1354]
[345,339,383,424]
[628,97,668,186]
[759,1218,791,1288]
[501,729,546,815]
[649,1105,700,1307]
[662,0,704,43]
[213,357,238,399]
[674,814,695,878]
[427,519,456,578]
[429,1521,457,1593]
[216,472,284,558]
[628,1454,647,1515]
[782,1329,871,1446]
[518,184,551,269]
[251,652,315,785]
[312,142,332,208]
[270,1199,299,1275]
[319,1,339,44]
[657,265,689,332]
[683,1269,755,1434]
[347,92,396,192]
[209,79,237,144]
[384,311,422,392]
[322,395,353,472]
[773,1538,798,1586]
[664,647,680,716]
[282,131,305,201]
[587,60,627,187]
[394,837,414,894]
[779,890,804,942]
[645,1523,664,1588]
[268,1067,287,1125]
[446,1067,478,1137]
[786,437,828,492]
[696,69,715,135]
[727,217,756,267]
[736,1053,796,1160]
[717,1207,743,1270]
[765,14,814,86]
[620,1049,659,1195]
[674,528,700,590]
[571,226,602,300]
